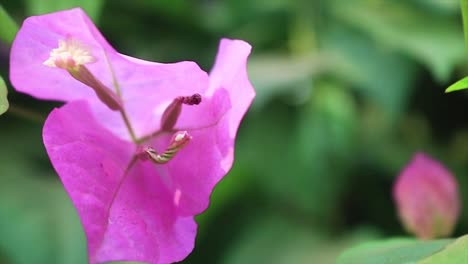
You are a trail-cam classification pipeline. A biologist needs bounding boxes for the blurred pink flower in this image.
[10,8,254,264]
[393,152,461,239]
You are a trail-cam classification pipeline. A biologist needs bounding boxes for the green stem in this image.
[120,109,138,143]
[136,130,167,145]
[103,50,138,142]
[103,51,122,97]
[461,0,468,51]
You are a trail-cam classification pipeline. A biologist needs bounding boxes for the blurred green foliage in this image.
[0,4,18,45]
[0,75,8,115]
[337,238,453,264]
[1,0,468,263]
[337,235,468,264]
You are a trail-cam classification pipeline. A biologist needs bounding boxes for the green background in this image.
[1,0,468,263]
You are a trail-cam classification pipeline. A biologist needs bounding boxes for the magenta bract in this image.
[10,8,255,264]
[393,152,461,239]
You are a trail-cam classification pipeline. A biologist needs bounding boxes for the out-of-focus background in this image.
[1,0,468,263]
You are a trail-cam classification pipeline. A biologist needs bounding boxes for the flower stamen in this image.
[177,93,202,105]
[143,131,192,164]
[43,38,122,111]
[43,37,95,70]
[160,94,202,131]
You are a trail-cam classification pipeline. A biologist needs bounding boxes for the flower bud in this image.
[393,152,461,239]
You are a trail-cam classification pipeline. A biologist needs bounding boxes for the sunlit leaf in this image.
[0,75,9,115]
[337,236,468,264]
[446,76,468,92]
[419,235,468,263]
[0,4,18,44]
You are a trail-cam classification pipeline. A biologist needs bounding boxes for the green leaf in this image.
[0,75,9,115]
[419,235,468,263]
[0,5,18,44]
[225,215,380,264]
[331,0,465,81]
[446,76,468,92]
[25,0,104,21]
[336,236,468,264]
[461,0,468,50]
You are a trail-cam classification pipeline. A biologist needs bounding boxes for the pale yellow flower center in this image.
[43,38,95,69]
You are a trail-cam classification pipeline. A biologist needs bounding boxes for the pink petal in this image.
[104,53,212,139]
[147,40,256,216]
[43,101,197,264]
[14,8,256,262]
[10,8,116,102]
[11,8,219,140]
[208,38,256,138]
[147,114,232,217]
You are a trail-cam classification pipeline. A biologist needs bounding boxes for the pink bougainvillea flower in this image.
[393,152,461,240]
[10,8,254,264]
